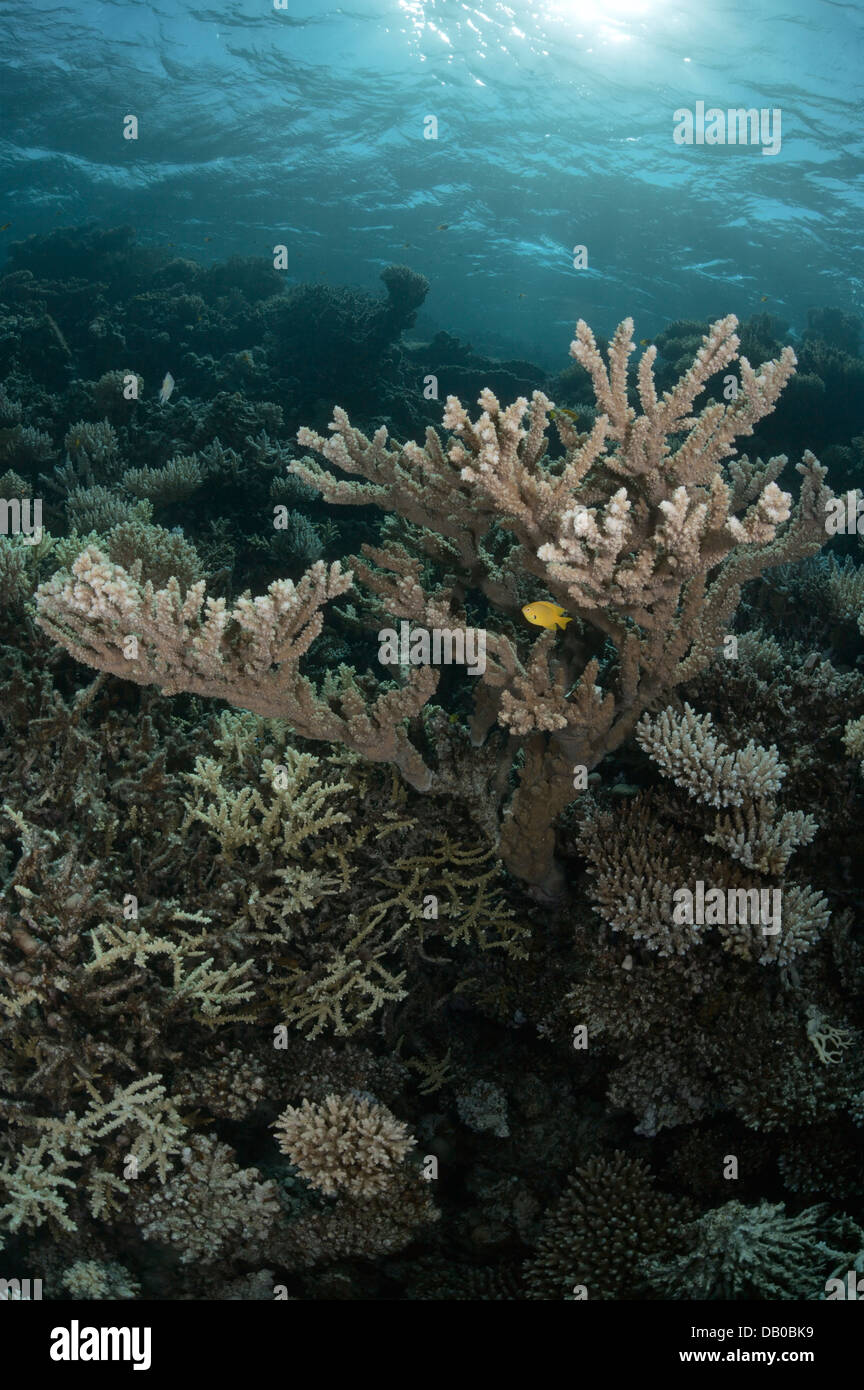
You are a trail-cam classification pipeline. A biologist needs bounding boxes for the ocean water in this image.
[2,0,862,364]
[2,0,864,1335]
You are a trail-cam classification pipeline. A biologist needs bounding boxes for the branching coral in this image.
[635,703,787,809]
[122,454,205,505]
[0,1076,187,1245]
[35,548,436,789]
[578,705,827,965]
[272,1093,415,1198]
[33,316,832,894]
[61,1260,141,1300]
[134,1134,282,1264]
[524,1152,690,1300]
[645,1200,861,1300]
[3,234,864,1303]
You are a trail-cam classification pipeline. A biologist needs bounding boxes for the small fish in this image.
[204,236,212,242]
[436,223,449,231]
[550,406,580,422]
[522,601,572,631]
[760,295,769,302]
[0,223,9,232]
[518,292,526,299]
[158,371,175,405]
[639,337,653,346]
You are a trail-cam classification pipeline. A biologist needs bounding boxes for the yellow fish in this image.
[639,337,653,346]
[522,601,572,630]
[550,406,580,422]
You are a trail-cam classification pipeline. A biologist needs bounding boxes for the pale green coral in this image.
[645,1200,860,1300]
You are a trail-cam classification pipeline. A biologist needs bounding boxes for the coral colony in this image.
[1,214,864,1303]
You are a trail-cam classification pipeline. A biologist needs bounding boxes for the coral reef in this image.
[35,314,831,898]
[647,1200,862,1300]
[272,1094,416,1198]
[2,230,864,1303]
[524,1152,690,1300]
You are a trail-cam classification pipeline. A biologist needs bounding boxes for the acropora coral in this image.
[3,232,864,1303]
[35,315,832,897]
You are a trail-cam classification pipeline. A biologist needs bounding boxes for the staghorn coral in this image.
[0,629,497,1285]
[262,509,324,576]
[272,1093,415,1198]
[646,1200,861,1300]
[35,316,832,895]
[91,369,144,423]
[0,467,29,498]
[134,1134,282,1264]
[66,484,150,535]
[0,383,23,425]
[843,713,864,774]
[0,424,54,470]
[104,519,204,591]
[577,705,827,966]
[824,553,864,628]
[288,318,830,892]
[805,1004,856,1066]
[122,454,205,506]
[564,668,864,1135]
[0,1076,188,1245]
[61,1259,141,1300]
[35,548,437,789]
[635,703,786,808]
[64,419,119,479]
[566,921,864,1138]
[0,532,41,608]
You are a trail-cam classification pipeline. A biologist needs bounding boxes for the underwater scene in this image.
[1,0,864,1325]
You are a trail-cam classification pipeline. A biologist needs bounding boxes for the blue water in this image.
[1,0,861,366]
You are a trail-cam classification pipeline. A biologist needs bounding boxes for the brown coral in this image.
[272,1093,415,1198]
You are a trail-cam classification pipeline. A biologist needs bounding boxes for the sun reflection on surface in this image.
[396,0,660,60]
